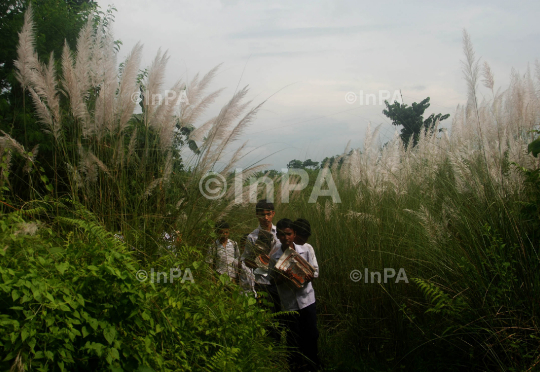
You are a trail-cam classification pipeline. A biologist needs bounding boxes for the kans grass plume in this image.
[8,6,269,225]
[337,31,540,204]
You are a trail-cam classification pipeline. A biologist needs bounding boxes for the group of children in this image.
[205,199,320,371]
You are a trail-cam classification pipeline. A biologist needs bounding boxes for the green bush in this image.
[0,206,284,371]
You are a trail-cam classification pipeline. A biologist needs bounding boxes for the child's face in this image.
[277,228,296,248]
[218,229,229,242]
[256,210,275,230]
[294,234,309,245]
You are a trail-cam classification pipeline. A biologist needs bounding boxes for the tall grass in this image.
[1,7,289,371]
[2,5,269,257]
[4,7,540,369]
[264,31,540,370]
[216,31,540,370]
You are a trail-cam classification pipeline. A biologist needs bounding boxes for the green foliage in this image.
[514,130,540,237]
[302,159,319,169]
[527,129,540,158]
[320,151,352,169]
[383,97,450,147]
[255,147,540,370]
[479,225,520,305]
[286,159,303,169]
[286,159,320,169]
[0,206,285,371]
[412,278,467,318]
[0,6,221,257]
[251,169,281,180]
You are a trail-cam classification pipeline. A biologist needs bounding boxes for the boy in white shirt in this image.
[240,199,280,312]
[206,221,240,282]
[238,233,257,297]
[293,218,319,279]
[269,218,320,371]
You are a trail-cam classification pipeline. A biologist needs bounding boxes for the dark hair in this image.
[276,218,294,233]
[255,199,274,213]
[215,220,230,232]
[293,218,311,237]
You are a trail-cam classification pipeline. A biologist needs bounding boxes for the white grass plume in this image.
[127,128,138,164]
[13,4,37,90]
[198,86,252,174]
[482,61,495,91]
[144,178,163,198]
[338,30,540,204]
[94,29,118,136]
[220,141,248,176]
[144,49,169,119]
[28,88,54,135]
[189,116,216,142]
[211,100,265,166]
[1,131,27,157]
[13,6,267,220]
[27,53,61,140]
[117,42,143,133]
[74,19,93,94]
[180,65,224,127]
[62,42,89,127]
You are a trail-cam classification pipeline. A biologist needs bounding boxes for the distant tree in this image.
[320,156,333,168]
[302,159,319,169]
[251,169,281,179]
[383,97,450,148]
[266,169,281,178]
[287,159,304,169]
[320,150,354,169]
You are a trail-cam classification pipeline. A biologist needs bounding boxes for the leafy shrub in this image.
[0,206,284,371]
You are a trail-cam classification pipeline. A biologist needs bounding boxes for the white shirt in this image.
[238,260,257,297]
[303,243,319,278]
[240,224,277,285]
[269,242,317,311]
[206,239,240,278]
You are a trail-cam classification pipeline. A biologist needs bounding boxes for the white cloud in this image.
[99,0,540,168]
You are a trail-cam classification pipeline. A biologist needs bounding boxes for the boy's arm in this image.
[238,261,256,297]
[234,241,240,259]
[308,245,319,279]
[268,254,280,283]
[232,241,240,275]
[241,236,259,269]
[269,250,287,284]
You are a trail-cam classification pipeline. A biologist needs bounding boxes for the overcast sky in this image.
[98,0,540,169]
